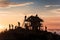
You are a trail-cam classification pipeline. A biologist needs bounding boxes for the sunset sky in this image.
[0,0,60,32]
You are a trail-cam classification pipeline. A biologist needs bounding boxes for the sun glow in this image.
[0,24,6,32]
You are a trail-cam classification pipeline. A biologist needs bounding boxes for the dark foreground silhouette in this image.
[0,15,60,40]
[0,28,60,40]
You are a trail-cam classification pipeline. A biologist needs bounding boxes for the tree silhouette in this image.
[26,14,43,31]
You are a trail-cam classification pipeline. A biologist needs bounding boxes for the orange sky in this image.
[0,14,59,32]
[0,0,60,32]
[43,17,60,29]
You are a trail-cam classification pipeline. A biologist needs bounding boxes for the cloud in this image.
[0,0,9,7]
[44,5,60,10]
[0,0,7,2]
[44,5,51,8]
[49,9,60,14]
[44,5,60,17]
[0,0,34,8]
[8,2,34,8]
[45,5,60,8]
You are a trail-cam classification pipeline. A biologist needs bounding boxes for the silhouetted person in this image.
[25,23,29,30]
[25,16,27,21]
[45,26,47,32]
[5,28,7,32]
[24,16,31,30]
[15,26,17,29]
[54,32,57,35]
[18,22,20,27]
[11,24,14,29]
[9,24,11,30]
[36,14,38,17]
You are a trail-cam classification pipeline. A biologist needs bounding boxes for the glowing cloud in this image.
[0,0,34,8]
[0,0,8,7]
[44,5,51,8]
[8,2,34,8]
[45,5,60,7]
[44,5,60,10]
